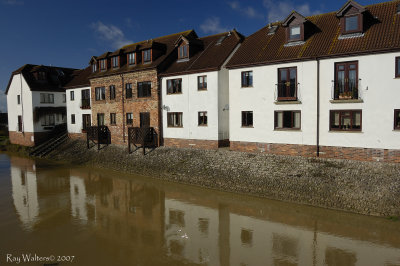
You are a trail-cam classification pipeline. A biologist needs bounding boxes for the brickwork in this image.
[230,141,400,163]
[9,131,50,146]
[68,133,86,140]
[90,69,160,145]
[164,138,220,149]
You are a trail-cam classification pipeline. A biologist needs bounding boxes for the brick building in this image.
[89,30,198,145]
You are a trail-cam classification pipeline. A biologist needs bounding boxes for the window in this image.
[198,76,207,90]
[41,114,55,126]
[330,110,362,131]
[92,63,97,73]
[344,15,360,33]
[81,89,90,108]
[110,113,116,125]
[97,113,105,126]
[241,71,253,87]
[334,61,358,100]
[71,114,75,124]
[178,44,188,59]
[82,114,91,131]
[274,111,301,129]
[128,53,135,65]
[137,81,151,98]
[100,59,107,70]
[70,91,74,101]
[278,67,297,100]
[17,95,20,105]
[198,111,207,126]
[143,49,151,63]
[125,83,132,98]
[167,112,183,127]
[37,71,46,80]
[112,56,119,68]
[110,85,116,100]
[40,93,54,103]
[18,116,22,132]
[95,87,105,101]
[167,79,182,94]
[396,57,400,78]
[242,111,253,127]
[395,110,400,130]
[126,113,133,125]
[62,94,66,103]
[289,25,301,41]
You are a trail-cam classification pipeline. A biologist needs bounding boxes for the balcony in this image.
[331,79,362,101]
[275,82,300,102]
[81,99,91,109]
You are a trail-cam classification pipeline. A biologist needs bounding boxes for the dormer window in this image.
[282,11,307,43]
[37,71,46,80]
[143,49,151,63]
[178,44,189,59]
[337,1,366,35]
[92,63,97,73]
[100,59,107,71]
[112,56,119,68]
[128,53,135,65]
[289,25,301,41]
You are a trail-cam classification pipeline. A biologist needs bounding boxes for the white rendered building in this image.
[161,30,243,149]
[226,0,400,162]
[5,65,76,146]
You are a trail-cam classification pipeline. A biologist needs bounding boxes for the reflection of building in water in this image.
[164,192,220,265]
[70,176,88,222]
[90,174,165,254]
[10,157,39,230]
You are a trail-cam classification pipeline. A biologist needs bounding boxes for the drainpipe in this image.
[120,74,125,143]
[158,76,163,146]
[316,58,320,157]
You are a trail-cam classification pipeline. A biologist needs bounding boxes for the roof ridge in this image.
[122,29,193,49]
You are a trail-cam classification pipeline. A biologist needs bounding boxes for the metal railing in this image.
[274,82,299,101]
[331,79,362,100]
[81,99,91,109]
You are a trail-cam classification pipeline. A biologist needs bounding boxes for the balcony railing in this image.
[81,99,91,109]
[275,82,299,101]
[331,79,361,100]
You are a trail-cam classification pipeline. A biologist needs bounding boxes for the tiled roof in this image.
[226,0,400,69]
[64,66,92,89]
[161,30,244,77]
[89,30,196,79]
[5,64,77,94]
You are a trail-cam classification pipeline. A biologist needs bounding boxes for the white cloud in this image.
[0,90,7,113]
[263,0,321,23]
[91,21,132,49]
[228,1,263,19]
[2,0,23,5]
[200,17,229,34]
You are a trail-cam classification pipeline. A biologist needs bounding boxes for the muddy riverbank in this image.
[46,139,400,217]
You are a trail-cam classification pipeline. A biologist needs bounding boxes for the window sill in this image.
[167,126,183,128]
[241,86,253,88]
[137,96,152,99]
[198,89,207,91]
[95,99,106,102]
[241,126,254,128]
[166,93,183,95]
[330,99,363,103]
[395,77,400,79]
[329,130,363,133]
[274,128,301,131]
[198,125,208,127]
[274,100,301,105]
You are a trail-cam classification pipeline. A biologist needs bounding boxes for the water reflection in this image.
[6,155,400,266]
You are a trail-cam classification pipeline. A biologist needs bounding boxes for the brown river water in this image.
[0,154,400,266]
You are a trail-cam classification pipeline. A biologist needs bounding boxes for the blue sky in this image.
[0,0,385,112]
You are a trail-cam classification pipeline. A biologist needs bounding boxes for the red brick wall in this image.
[230,141,400,163]
[9,131,49,146]
[90,69,160,145]
[164,138,220,149]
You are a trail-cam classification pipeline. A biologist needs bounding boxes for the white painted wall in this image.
[319,52,400,149]
[66,87,92,134]
[229,61,318,145]
[161,71,221,141]
[6,74,34,133]
[70,176,88,223]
